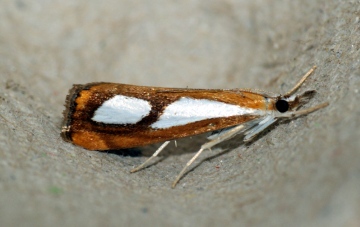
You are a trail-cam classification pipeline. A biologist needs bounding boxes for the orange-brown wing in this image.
[61,83,272,150]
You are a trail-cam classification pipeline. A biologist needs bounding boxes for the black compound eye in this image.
[276,99,289,113]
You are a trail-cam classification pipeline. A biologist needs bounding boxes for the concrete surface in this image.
[0,0,359,226]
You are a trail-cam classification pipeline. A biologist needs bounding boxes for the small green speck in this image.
[48,186,63,195]
[141,207,148,213]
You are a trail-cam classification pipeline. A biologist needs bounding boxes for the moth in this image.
[61,66,328,188]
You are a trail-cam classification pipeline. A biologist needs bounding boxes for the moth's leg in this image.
[277,102,329,119]
[171,147,205,188]
[243,116,277,142]
[171,120,264,188]
[284,66,317,97]
[130,141,171,173]
[207,126,236,140]
[207,118,262,140]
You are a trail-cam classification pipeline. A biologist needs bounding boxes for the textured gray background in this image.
[0,0,359,226]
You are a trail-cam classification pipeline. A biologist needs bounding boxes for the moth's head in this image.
[274,90,316,113]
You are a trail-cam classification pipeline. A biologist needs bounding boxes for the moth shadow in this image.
[181,116,311,182]
[179,121,290,180]
[104,135,207,159]
[107,119,294,177]
[106,148,143,157]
